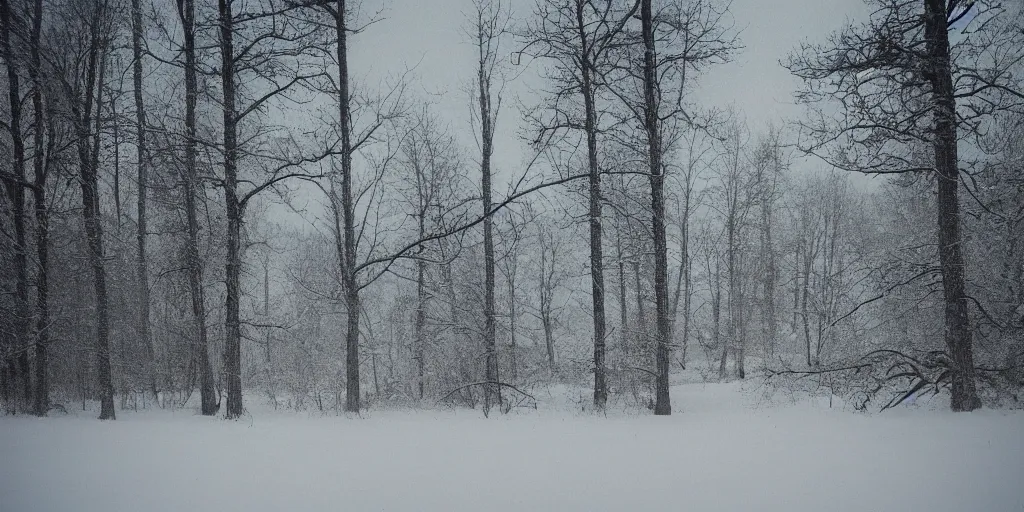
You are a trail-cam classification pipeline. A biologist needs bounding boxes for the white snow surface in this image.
[2,381,1022,512]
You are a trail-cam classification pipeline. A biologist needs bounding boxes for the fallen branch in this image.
[437,381,536,405]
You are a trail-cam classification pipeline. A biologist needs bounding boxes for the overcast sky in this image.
[271,0,875,231]
[336,0,870,177]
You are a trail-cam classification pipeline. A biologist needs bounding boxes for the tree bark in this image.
[641,0,671,414]
[507,264,518,382]
[218,0,243,419]
[801,235,813,368]
[330,0,361,413]
[475,4,500,414]
[923,0,980,412]
[0,0,31,413]
[132,0,157,401]
[573,2,608,410]
[616,226,628,348]
[180,0,217,416]
[29,0,49,416]
[415,245,426,399]
[76,1,115,419]
[540,230,556,371]
[760,175,777,363]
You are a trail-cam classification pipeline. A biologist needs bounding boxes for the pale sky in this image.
[341,0,870,183]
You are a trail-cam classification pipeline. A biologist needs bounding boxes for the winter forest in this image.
[1,0,1023,510]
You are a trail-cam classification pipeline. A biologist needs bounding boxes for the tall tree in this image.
[217,0,244,418]
[639,0,671,414]
[521,0,638,410]
[325,0,360,413]
[0,0,31,413]
[922,0,979,411]
[70,0,116,419]
[787,0,1024,410]
[178,0,217,415]
[215,0,319,417]
[612,0,738,410]
[131,0,157,401]
[470,0,507,415]
[29,0,50,416]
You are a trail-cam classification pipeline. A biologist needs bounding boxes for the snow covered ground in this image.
[2,381,1022,512]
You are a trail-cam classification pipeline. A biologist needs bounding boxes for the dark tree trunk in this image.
[218,0,243,419]
[75,2,115,419]
[475,8,499,413]
[29,0,49,416]
[633,260,646,331]
[761,187,777,363]
[792,239,800,333]
[641,0,671,415]
[708,253,721,353]
[132,0,157,401]
[670,206,689,368]
[179,0,217,416]
[573,4,608,410]
[508,275,518,382]
[617,227,628,347]
[923,0,980,412]
[540,234,556,371]
[415,253,426,400]
[329,0,361,413]
[801,235,813,367]
[0,0,31,413]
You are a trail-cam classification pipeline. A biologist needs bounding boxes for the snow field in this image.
[1,381,1022,512]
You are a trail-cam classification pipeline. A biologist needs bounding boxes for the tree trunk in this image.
[640,0,671,414]
[180,0,217,416]
[923,0,980,412]
[332,0,361,413]
[792,238,800,333]
[573,4,608,410]
[263,260,274,407]
[711,253,723,376]
[218,0,243,419]
[476,8,499,414]
[415,254,426,400]
[761,189,777,363]
[540,236,556,370]
[507,272,518,382]
[76,3,115,419]
[0,0,31,413]
[132,0,157,401]
[670,204,689,369]
[736,253,746,379]
[801,236,813,367]
[29,0,49,416]
[633,260,646,334]
[725,211,738,379]
[617,226,628,347]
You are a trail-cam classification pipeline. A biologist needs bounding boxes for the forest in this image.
[3,0,1024,509]
[0,0,1023,421]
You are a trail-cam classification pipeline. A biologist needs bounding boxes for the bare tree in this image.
[712,117,754,379]
[469,0,509,415]
[131,0,157,402]
[520,0,639,410]
[398,105,465,399]
[215,0,322,418]
[787,0,1024,410]
[62,0,117,419]
[639,0,671,414]
[749,127,785,364]
[0,0,31,413]
[178,0,217,415]
[28,0,50,416]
